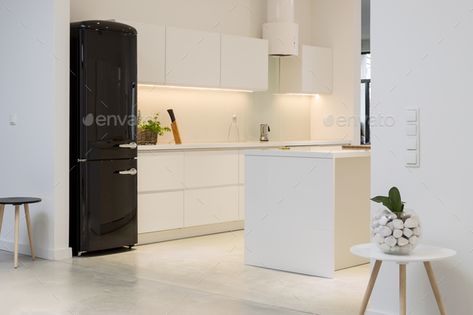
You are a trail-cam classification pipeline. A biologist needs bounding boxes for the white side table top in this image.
[351,243,456,263]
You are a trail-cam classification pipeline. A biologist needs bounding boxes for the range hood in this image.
[263,0,299,56]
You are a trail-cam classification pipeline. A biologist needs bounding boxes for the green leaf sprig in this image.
[138,112,171,136]
[371,186,405,214]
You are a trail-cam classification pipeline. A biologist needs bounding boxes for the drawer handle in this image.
[118,168,137,176]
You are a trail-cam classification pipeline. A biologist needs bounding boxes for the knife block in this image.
[170,121,182,144]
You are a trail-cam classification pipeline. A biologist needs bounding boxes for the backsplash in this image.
[138,87,312,144]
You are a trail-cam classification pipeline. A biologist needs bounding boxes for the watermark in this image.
[82,113,137,127]
[323,114,396,128]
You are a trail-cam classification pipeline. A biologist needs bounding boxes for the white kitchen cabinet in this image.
[165,27,220,88]
[184,151,238,188]
[184,186,239,227]
[138,152,185,192]
[123,21,165,84]
[138,191,184,233]
[238,185,245,220]
[221,35,268,91]
[238,151,245,184]
[279,45,333,94]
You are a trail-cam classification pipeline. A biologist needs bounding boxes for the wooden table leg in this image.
[359,260,382,315]
[0,204,4,235]
[424,261,447,315]
[399,264,407,315]
[24,204,35,260]
[14,205,20,268]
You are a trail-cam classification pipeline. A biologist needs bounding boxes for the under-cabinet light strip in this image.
[138,84,254,93]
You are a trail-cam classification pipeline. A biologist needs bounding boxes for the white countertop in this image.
[245,146,371,158]
[138,140,351,152]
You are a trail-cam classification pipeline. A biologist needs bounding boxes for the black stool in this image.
[0,197,41,268]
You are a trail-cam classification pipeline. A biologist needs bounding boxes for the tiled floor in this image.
[0,231,369,315]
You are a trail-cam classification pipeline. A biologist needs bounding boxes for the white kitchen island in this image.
[245,147,371,278]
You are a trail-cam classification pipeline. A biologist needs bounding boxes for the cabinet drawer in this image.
[184,151,238,188]
[138,191,184,233]
[138,152,184,192]
[184,186,239,227]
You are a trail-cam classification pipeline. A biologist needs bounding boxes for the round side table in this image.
[351,243,456,315]
[0,197,41,268]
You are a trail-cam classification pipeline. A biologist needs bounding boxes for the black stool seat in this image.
[0,197,42,205]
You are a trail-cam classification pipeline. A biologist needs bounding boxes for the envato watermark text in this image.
[323,114,396,128]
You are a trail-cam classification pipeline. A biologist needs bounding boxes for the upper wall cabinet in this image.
[221,35,268,91]
[165,27,220,88]
[124,21,166,85]
[279,45,333,94]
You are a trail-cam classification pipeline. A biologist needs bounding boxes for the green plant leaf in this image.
[138,112,172,135]
[371,196,393,211]
[388,187,403,213]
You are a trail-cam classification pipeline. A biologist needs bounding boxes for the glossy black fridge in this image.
[69,21,138,256]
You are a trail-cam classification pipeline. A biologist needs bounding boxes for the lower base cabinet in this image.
[138,191,184,233]
[184,186,239,227]
[138,149,244,239]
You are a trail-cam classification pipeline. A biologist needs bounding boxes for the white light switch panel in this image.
[406,137,417,150]
[406,124,417,136]
[405,151,418,165]
[406,110,417,122]
[9,114,17,126]
[405,108,420,168]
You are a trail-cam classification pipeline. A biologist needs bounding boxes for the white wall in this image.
[310,0,361,144]
[71,0,266,38]
[370,1,473,314]
[0,0,71,260]
[70,0,322,143]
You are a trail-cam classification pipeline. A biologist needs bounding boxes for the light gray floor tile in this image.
[0,231,368,315]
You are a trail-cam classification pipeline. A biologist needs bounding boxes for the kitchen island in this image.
[244,147,370,278]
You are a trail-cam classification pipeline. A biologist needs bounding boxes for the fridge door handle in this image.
[119,142,137,149]
[118,168,137,176]
[131,81,137,140]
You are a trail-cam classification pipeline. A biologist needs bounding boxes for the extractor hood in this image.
[263,0,299,56]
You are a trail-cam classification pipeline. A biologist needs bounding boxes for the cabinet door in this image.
[238,151,246,184]
[138,191,184,233]
[221,35,268,91]
[138,152,185,192]
[279,45,332,94]
[165,27,220,88]
[122,21,165,84]
[301,46,332,94]
[137,23,165,84]
[184,186,239,227]
[184,151,238,188]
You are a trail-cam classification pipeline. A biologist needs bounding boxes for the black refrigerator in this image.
[70,21,138,256]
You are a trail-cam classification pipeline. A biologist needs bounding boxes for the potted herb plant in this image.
[137,112,171,145]
[371,187,421,254]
